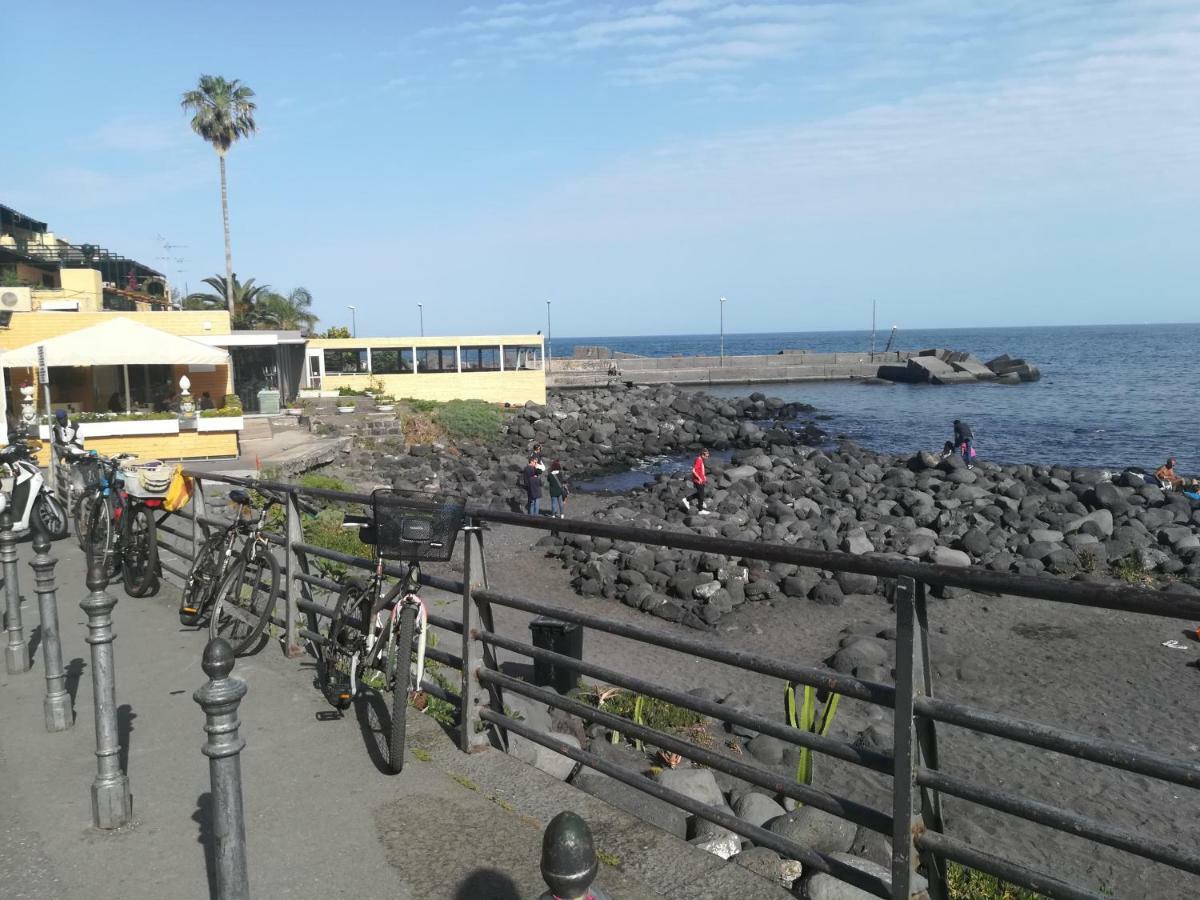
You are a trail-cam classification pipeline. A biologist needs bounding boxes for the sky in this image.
[4,0,1198,338]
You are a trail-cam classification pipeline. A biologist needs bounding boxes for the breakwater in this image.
[549,346,1039,388]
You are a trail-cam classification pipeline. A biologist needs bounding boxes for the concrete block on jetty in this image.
[986,354,1042,382]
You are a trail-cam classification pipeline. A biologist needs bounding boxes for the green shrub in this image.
[200,405,244,418]
[574,685,705,731]
[436,399,502,443]
[298,472,351,493]
[1112,555,1151,585]
[73,411,177,423]
[403,398,440,413]
[303,508,370,579]
[338,386,368,397]
[946,863,1041,899]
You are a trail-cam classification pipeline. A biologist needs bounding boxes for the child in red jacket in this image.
[681,448,711,514]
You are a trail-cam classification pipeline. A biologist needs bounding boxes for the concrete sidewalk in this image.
[0,535,790,899]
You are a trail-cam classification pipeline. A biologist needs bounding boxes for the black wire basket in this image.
[78,457,104,489]
[371,488,466,562]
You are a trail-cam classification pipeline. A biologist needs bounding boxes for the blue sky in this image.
[5,1,1198,337]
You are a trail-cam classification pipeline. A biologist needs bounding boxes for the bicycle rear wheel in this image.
[318,584,364,710]
[122,503,159,597]
[209,549,279,655]
[387,603,417,774]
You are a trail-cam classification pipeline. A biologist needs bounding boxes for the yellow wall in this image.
[57,269,104,309]
[172,365,233,404]
[330,370,546,405]
[0,309,232,350]
[34,430,238,466]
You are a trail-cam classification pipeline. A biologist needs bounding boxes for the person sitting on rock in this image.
[953,419,975,469]
[1155,458,1193,491]
[940,440,955,459]
[682,448,711,515]
[523,456,543,516]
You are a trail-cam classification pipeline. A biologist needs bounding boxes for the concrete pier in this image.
[548,347,1039,389]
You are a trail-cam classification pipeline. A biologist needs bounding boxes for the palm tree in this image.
[183,274,271,327]
[255,287,320,334]
[181,75,258,318]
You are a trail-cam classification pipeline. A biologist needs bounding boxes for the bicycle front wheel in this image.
[83,493,117,579]
[387,603,417,774]
[122,503,159,597]
[210,550,279,655]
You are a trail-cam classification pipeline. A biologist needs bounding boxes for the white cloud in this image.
[87,117,183,153]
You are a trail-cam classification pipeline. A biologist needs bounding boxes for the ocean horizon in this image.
[552,323,1200,473]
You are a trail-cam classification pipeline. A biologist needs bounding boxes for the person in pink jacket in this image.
[681,448,711,514]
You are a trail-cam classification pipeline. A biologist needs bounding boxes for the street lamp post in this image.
[418,303,424,337]
[719,297,727,366]
[546,300,552,369]
[348,305,357,338]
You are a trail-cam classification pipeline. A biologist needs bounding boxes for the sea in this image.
[553,324,1200,476]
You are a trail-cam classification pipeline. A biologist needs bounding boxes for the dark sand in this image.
[415,494,1200,899]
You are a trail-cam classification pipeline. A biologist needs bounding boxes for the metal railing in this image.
[152,469,1200,900]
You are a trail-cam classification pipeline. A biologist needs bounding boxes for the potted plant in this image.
[375,394,395,412]
[337,398,357,415]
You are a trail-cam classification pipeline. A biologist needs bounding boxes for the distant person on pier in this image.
[547,459,569,519]
[682,448,711,515]
[953,419,975,469]
[1154,458,1196,491]
[523,456,543,516]
[530,442,546,472]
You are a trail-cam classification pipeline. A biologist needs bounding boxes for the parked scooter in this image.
[0,426,69,538]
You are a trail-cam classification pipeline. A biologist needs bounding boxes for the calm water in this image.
[554,325,1200,472]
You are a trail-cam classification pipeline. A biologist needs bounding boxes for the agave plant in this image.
[785,682,840,786]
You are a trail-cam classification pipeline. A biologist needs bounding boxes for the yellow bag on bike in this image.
[163,466,194,512]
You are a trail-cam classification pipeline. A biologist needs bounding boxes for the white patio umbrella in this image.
[0,318,229,412]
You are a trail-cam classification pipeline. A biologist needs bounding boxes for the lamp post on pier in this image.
[719,296,727,366]
[546,300,552,368]
[418,303,424,337]
[347,305,357,338]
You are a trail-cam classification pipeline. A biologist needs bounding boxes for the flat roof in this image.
[308,334,544,349]
[194,330,307,347]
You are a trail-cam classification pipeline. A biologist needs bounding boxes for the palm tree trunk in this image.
[219,152,234,319]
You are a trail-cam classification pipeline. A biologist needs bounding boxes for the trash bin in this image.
[257,389,281,415]
[529,617,583,694]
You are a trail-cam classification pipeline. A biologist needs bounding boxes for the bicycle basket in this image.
[371,488,466,562]
[78,457,104,489]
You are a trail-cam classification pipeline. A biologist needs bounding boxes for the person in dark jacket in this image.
[953,419,975,468]
[547,459,569,518]
[523,456,543,515]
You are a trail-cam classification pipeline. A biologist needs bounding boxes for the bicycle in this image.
[179,487,289,657]
[81,453,160,597]
[316,488,465,774]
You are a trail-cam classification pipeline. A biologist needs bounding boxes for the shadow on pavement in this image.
[452,869,520,900]
[65,657,85,711]
[118,704,136,776]
[193,792,217,900]
[354,691,392,775]
[28,625,41,663]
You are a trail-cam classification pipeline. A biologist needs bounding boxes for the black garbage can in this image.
[529,617,583,694]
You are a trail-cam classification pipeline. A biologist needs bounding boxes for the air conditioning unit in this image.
[0,287,32,312]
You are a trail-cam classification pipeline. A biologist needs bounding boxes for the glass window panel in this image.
[459,346,501,372]
[323,348,368,374]
[414,347,458,373]
[503,345,542,371]
[371,348,413,374]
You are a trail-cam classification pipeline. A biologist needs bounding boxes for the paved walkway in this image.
[0,534,791,899]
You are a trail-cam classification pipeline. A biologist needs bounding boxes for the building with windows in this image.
[305,334,546,405]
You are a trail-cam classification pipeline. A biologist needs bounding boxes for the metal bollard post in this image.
[30,528,72,731]
[537,811,612,900]
[2,509,30,674]
[81,556,132,829]
[195,637,250,900]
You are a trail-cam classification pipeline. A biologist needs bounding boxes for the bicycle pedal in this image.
[315,710,343,722]
[182,607,198,614]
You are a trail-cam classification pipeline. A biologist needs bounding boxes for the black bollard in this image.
[81,555,132,828]
[195,637,250,900]
[30,528,71,731]
[2,508,30,674]
[538,811,612,900]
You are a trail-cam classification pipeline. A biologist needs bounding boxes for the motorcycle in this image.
[0,429,69,539]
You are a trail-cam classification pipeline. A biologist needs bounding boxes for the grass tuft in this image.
[946,862,1043,899]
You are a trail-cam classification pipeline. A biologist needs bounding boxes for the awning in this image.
[0,318,229,367]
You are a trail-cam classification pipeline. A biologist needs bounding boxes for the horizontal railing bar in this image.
[188,469,1200,621]
[156,540,194,563]
[156,522,191,541]
[296,597,336,620]
[419,676,461,709]
[299,627,324,647]
[425,612,462,635]
[478,708,889,899]
[482,670,891,835]
[916,767,1200,876]
[423,646,462,671]
[296,573,339,592]
[916,696,1200,790]
[915,831,1107,900]
[469,508,1200,620]
[477,630,891,774]
[160,559,187,581]
[474,588,895,707]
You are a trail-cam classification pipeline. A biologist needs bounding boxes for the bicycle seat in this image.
[228,489,252,506]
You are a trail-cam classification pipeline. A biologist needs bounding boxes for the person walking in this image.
[523,456,543,516]
[547,459,569,518]
[682,448,711,514]
[953,419,975,469]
